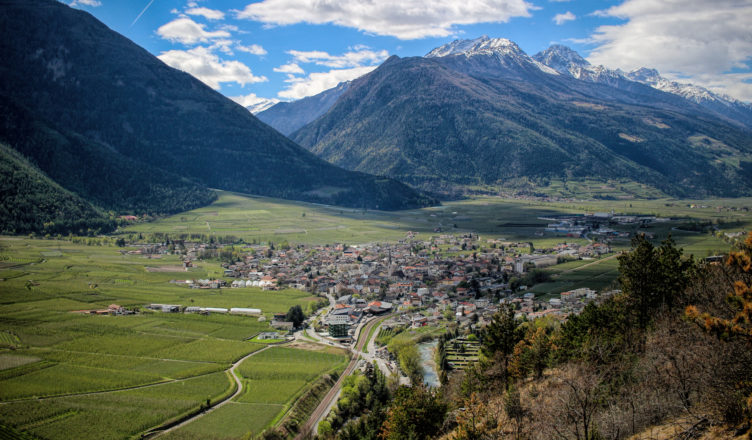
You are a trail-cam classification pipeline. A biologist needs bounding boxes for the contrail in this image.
[131,0,156,27]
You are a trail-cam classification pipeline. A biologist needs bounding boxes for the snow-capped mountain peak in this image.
[531,44,752,127]
[626,67,661,83]
[425,36,558,76]
[426,35,523,58]
[532,44,590,75]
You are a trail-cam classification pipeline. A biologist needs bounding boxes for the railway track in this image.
[294,315,385,440]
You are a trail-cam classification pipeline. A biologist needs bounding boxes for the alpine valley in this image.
[260,36,752,199]
[0,0,434,235]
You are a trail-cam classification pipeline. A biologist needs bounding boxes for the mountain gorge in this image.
[0,0,433,234]
[263,36,752,198]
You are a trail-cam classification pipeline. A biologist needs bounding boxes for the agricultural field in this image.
[1,191,750,438]
[0,238,320,439]
[162,402,283,440]
[165,345,348,440]
[445,337,480,370]
[122,191,752,250]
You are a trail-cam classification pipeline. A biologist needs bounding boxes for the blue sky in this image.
[68,0,752,109]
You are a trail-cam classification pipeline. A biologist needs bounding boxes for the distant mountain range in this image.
[0,0,433,234]
[257,82,351,136]
[532,44,752,129]
[258,36,752,198]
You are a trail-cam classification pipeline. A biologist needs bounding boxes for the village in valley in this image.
[124,210,660,345]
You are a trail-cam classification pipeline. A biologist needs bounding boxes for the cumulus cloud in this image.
[157,17,231,45]
[278,66,375,99]
[236,0,535,40]
[587,0,752,101]
[274,62,305,74]
[185,7,225,20]
[237,44,268,56]
[69,0,101,7]
[230,92,280,113]
[158,46,267,89]
[553,11,575,25]
[287,48,389,69]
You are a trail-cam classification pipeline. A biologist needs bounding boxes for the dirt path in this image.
[146,345,273,438]
[554,253,620,276]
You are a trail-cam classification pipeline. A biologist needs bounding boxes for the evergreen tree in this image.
[286,305,305,328]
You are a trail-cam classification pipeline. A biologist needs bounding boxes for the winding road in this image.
[145,345,273,439]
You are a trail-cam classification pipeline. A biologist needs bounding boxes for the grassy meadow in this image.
[0,238,321,439]
[123,191,752,248]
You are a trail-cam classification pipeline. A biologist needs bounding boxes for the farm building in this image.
[230,307,261,316]
[148,304,181,313]
[257,332,283,340]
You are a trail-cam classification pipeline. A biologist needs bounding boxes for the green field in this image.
[0,238,320,439]
[0,372,231,440]
[122,191,752,248]
[165,345,348,440]
[162,402,284,440]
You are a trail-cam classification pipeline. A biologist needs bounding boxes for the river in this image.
[418,340,441,388]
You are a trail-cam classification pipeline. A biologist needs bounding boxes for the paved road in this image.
[146,345,273,438]
[294,315,385,440]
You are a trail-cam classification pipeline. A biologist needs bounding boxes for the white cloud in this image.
[69,0,101,7]
[185,7,225,20]
[587,0,752,102]
[237,44,268,56]
[274,62,305,74]
[230,92,280,113]
[158,46,267,89]
[236,0,535,40]
[157,17,231,45]
[553,11,575,25]
[287,48,389,68]
[278,66,375,99]
[209,39,235,55]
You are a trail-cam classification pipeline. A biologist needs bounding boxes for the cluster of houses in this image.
[132,229,621,336]
[541,212,662,239]
[505,288,616,320]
